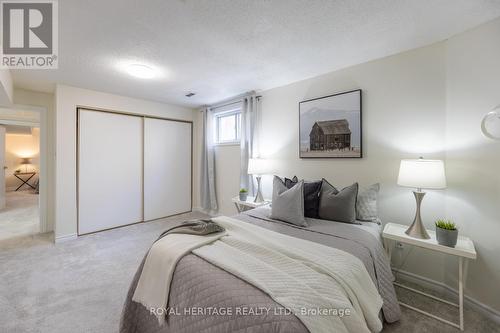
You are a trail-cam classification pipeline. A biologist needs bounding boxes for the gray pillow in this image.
[270,176,307,227]
[356,183,381,223]
[318,179,358,223]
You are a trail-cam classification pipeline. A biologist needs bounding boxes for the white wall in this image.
[0,126,5,209]
[0,69,13,106]
[261,42,449,286]
[192,110,203,209]
[209,41,449,285]
[445,18,500,313]
[212,45,448,220]
[201,17,500,314]
[54,85,194,240]
[13,88,55,233]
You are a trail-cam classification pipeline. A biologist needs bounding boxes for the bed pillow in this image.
[318,179,358,223]
[285,176,322,218]
[270,176,307,227]
[356,183,381,223]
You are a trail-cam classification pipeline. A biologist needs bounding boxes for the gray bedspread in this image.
[120,207,401,333]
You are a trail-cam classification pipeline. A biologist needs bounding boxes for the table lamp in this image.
[397,157,446,239]
[20,157,32,173]
[247,158,269,203]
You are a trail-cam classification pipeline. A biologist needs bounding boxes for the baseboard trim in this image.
[55,233,77,243]
[393,268,500,325]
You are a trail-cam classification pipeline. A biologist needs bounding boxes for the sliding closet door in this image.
[78,109,143,234]
[143,118,191,220]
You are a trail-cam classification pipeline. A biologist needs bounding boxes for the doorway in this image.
[0,106,46,241]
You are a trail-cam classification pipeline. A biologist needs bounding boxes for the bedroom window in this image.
[214,109,241,145]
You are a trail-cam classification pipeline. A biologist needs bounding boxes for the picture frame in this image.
[299,89,362,158]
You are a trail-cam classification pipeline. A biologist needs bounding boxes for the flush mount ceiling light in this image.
[125,64,156,79]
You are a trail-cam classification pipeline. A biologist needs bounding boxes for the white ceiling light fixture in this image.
[125,63,156,79]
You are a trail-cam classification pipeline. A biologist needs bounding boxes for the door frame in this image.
[0,104,49,233]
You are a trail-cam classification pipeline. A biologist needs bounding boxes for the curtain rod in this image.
[200,93,262,112]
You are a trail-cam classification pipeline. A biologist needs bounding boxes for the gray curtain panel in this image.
[200,108,218,211]
[240,95,260,195]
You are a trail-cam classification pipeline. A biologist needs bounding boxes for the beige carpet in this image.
[0,211,498,333]
[0,191,39,241]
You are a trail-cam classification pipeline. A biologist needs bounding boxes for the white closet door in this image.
[78,110,143,234]
[144,118,191,220]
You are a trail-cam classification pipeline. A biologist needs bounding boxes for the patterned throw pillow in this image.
[356,183,380,223]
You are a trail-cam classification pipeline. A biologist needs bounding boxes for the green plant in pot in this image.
[239,188,248,201]
[435,219,458,247]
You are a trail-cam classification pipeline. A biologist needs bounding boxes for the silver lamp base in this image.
[405,191,431,239]
[253,176,265,203]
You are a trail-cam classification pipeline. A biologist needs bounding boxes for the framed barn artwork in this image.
[299,89,362,158]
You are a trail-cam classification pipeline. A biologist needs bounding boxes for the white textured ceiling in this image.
[11,0,500,107]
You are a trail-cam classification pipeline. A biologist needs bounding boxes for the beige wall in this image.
[5,128,40,190]
[197,17,500,314]
[54,84,195,240]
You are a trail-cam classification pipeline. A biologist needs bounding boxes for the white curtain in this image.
[240,95,260,195]
[200,108,218,211]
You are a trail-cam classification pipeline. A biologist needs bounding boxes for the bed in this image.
[120,206,401,333]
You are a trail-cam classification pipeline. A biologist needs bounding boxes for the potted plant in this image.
[239,188,248,201]
[435,219,458,247]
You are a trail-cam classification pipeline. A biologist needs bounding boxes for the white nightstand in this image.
[382,223,476,331]
[231,196,270,213]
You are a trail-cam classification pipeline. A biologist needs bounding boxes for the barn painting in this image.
[299,90,361,158]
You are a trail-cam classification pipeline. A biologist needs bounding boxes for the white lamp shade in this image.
[247,158,270,175]
[397,159,446,189]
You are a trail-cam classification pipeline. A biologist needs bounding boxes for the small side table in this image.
[231,196,270,213]
[382,223,476,331]
[13,172,37,191]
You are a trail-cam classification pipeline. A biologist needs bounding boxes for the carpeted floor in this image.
[0,211,499,333]
[0,191,39,241]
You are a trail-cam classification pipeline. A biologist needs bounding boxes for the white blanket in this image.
[133,216,383,333]
[132,231,227,324]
